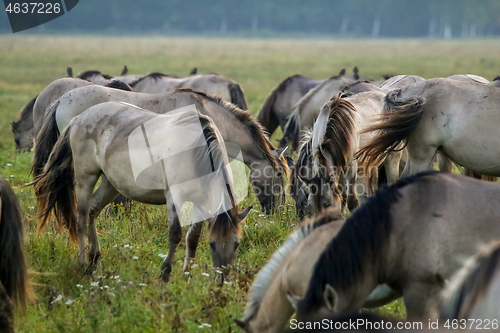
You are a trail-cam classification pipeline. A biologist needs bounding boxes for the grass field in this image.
[1,36,500,332]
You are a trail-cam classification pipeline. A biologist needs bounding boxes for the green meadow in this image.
[1,36,499,332]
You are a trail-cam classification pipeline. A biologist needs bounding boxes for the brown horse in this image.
[0,177,35,331]
[257,74,333,136]
[295,172,500,320]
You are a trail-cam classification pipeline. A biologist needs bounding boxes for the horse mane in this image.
[12,95,38,131]
[197,115,240,241]
[241,209,340,323]
[283,75,345,150]
[440,240,500,320]
[281,111,301,151]
[297,170,439,316]
[290,132,313,199]
[176,88,285,172]
[313,97,356,176]
[104,80,133,91]
[257,75,303,132]
[339,81,371,98]
[129,72,179,87]
[76,70,108,81]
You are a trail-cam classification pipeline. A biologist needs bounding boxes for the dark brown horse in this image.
[0,177,35,332]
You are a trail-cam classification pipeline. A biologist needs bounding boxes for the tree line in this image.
[1,0,500,38]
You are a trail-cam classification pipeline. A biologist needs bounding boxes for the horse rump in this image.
[355,89,425,169]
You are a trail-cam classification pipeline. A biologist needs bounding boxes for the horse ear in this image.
[286,291,302,310]
[236,206,252,223]
[286,156,295,168]
[234,319,247,329]
[338,68,346,76]
[67,67,73,77]
[353,66,359,80]
[121,65,128,76]
[323,284,338,312]
[189,67,197,75]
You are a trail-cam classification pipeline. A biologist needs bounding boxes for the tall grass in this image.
[1,36,499,332]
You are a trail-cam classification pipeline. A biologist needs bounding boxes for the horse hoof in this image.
[160,264,172,283]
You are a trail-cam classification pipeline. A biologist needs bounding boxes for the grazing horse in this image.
[439,240,500,321]
[356,78,500,178]
[34,102,251,282]
[295,172,500,320]
[0,178,35,331]
[33,86,288,213]
[291,93,401,216]
[235,210,398,333]
[378,74,425,90]
[279,74,357,151]
[15,76,134,152]
[11,96,38,151]
[129,72,248,110]
[338,81,384,98]
[256,73,337,136]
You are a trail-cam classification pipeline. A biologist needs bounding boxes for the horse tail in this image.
[355,89,425,169]
[228,83,248,110]
[31,100,61,179]
[0,179,35,310]
[34,124,77,243]
[280,112,300,151]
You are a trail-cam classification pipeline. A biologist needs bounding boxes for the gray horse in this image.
[295,172,500,320]
[34,102,250,282]
[33,86,288,213]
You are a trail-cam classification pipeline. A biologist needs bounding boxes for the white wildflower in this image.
[51,295,62,304]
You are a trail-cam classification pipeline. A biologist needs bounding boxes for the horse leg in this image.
[345,164,359,212]
[403,282,442,320]
[75,174,99,266]
[383,150,402,184]
[183,222,203,272]
[437,153,453,173]
[403,145,436,177]
[87,175,120,269]
[160,196,182,283]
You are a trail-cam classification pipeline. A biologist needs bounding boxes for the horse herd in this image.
[2,65,500,332]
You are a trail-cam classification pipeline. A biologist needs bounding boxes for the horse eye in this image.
[234,242,240,250]
[209,242,216,250]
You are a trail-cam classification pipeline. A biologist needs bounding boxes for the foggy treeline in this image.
[1,0,500,37]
